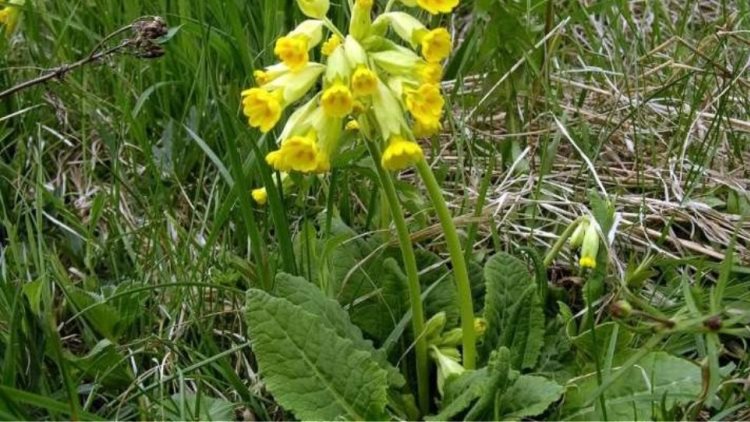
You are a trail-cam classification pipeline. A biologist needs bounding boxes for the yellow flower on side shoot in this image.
[381,135,424,170]
[251,188,268,205]
[420,28,452,63]
[405,83,444,125]
[579,220,600,269]
[351,66,378,97]
[274,36,310,71]
[321,34,342,56]
[416,0,459,15]
[241,88,283,133]
[321,83,354,117]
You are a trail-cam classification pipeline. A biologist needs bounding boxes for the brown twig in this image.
[0,16,168,100]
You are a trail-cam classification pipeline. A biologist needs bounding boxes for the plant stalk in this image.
[366,142,430,414]
[415,159,476,369]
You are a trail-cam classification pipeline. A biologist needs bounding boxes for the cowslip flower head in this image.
[381,135,424,170]
[296,0,329,19]
[274,36,309,71]
[242,88,283,133]
[420,28,452,63]
[579,220,600,269]
[351,66,378,97]
[416,0,459,15]
[266,132,321,173]
[321,83,354,118]
[405,83,444,124]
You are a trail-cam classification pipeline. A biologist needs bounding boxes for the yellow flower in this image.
[413,118,441,137]
[321,34,342,56]
[274,36,309,71]
[345,119,360,131]
[251,188,268,205]
[405,83,444,123]
[0,0,23,36]
[296,0,329,19]
[416,0,459,15]
[381,136,424,170]
[356,0,373,7]
[474,318,487,337]
[421,28,452,63]
[418,62,443,84]
[253,70,269,85]
[266,133,321,173]
[351,66,378,97]
[321,83,354,117]
[579,221,600,269]
[241,88,283,132]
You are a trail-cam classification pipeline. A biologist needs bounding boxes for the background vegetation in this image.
[1,0,749,419]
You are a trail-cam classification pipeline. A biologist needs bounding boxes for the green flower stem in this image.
[366,142,430,415]
[415,159,476,370]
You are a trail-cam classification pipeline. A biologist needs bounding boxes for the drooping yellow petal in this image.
[274,36,309,71]
[405,83,444,124]
[242,88,283,132]
[416,0,459,15]
[381,136,424,170]
[420,28,452,63]
[321,83,354,118]
[321,34,342,56]
[351,66,378,97]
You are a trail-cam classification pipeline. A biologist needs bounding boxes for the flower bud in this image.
[568,218,589,249]
[610,300,633,318]
[438,328,463,347]
[296,0,329,19]
[474,317,487,337]
[423,312,447,340]
[349,0,373,40]
[375,12,427,48]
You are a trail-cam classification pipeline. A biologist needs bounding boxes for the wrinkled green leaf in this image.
[483,253,544,369]
[428,368,489,421]
[498,375,563,420]
[562,352,702,420]
[272,272,404,387]
[246,289,389,421]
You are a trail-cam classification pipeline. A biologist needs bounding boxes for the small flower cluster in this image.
[569,215,601,269]
[0,0,25,37]
[242,0,456,189]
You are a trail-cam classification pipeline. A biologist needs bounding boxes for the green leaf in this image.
[498,375,563,420]
[272,272,404,387]
[246,289,389,421]
[66,339,132,388]
[483,253,545,369]
[562,351,702,420]
[428,368,489,421]
[571,322,634,366]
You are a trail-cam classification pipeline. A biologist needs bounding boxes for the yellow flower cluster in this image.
[241,0,456,179]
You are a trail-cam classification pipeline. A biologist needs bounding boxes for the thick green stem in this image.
[415,159,476,369]
[366,142,430,415]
